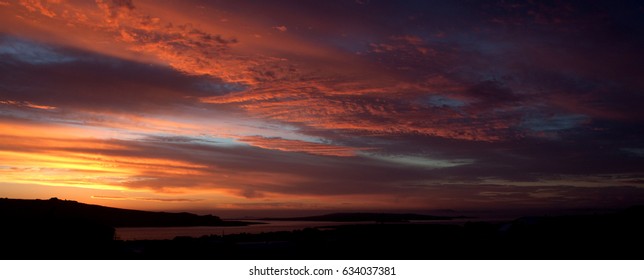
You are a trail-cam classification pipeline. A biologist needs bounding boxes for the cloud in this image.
[238,136,369,157]
[18,0,57,18]
[96,0,135,19]
[0,36,76,64]
[273,25,287,32]
[0,36,242,114]
[91,195,202,203]
[2,0,644,211]
[0,100,56,110]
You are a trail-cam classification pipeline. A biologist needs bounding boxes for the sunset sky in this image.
[1,0,643,215]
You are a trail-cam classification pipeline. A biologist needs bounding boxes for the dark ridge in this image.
[0,197,254,258]
[0,197,252,227]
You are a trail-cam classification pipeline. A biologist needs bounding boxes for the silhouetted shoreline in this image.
[1,198,644,259]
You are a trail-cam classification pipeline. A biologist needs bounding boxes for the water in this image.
[115,220,373,240]
[113,219,480,240]
[114,208,621,240]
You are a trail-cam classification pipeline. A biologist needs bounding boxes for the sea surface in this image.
[114,220,468,240]
[115,207,614,240]
[116,220,366,240]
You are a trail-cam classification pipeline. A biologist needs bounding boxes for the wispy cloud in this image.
[91,195,203,203]
[239,136,370,157]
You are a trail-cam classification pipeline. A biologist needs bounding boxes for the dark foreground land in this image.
[1,198,644,259]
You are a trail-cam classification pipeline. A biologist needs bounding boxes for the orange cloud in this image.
[1,100,56,110]
[3,0,519,143]
[0,118,313,201]
[18,0,57,18]
[239,136,369,157]
[91,195,202,202]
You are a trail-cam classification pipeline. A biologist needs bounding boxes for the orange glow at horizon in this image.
[0,118,410,212]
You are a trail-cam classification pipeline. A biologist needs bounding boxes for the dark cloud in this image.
[0,35,241,114]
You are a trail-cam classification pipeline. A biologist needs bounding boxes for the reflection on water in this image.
[115,216,492,241]
[115,220,374,240]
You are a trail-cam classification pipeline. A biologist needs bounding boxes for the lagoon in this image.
[115,220,373,240]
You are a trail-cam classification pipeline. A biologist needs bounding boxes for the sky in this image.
[1,0,644,215]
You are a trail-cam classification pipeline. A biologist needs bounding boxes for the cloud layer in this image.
[0,0,643,212]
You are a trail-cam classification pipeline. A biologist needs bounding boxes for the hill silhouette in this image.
[0,197,254,259]
[0,198,251,227]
